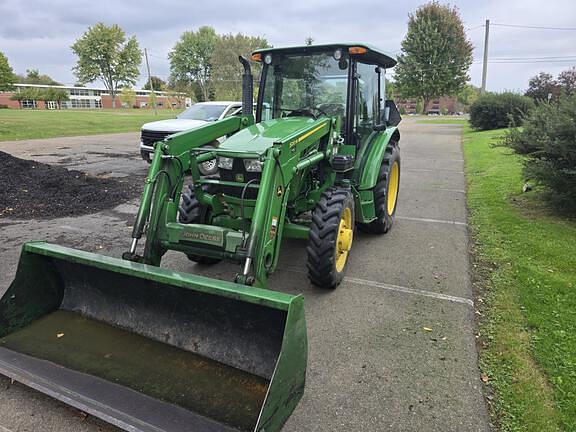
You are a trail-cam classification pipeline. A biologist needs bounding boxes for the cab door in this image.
[352,62,382,149]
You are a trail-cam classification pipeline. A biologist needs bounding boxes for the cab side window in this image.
[355,62,380,145]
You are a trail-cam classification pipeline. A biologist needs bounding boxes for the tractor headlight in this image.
[244,158,264,172]
[217,156,234,170]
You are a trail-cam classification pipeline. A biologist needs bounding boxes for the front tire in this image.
[307,188,355,288]
[178,184,221,265]
[358,140,400,234]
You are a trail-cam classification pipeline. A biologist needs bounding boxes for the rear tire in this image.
[358,140,400,234]
[178,184,221,265]
[307,188,354,289]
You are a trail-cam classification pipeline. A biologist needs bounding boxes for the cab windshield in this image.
[177,104,227,121]
[260,52,349,120]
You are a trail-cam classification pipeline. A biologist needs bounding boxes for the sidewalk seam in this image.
[396,216,468,226]
[279,267,474,307]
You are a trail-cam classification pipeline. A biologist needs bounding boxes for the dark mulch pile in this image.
[0,151,143,219]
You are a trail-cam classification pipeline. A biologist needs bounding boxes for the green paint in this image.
[0,310,268,432]
[219,117,318,154]
[23,243,296,310]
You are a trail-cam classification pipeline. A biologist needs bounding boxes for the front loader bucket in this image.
[0,242,306,432]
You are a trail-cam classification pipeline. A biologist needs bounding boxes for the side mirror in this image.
[374,101,401,131]
[384,100,402,126]
[373,107,390,131]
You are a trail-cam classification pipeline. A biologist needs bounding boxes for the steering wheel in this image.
[286,108,318,119]
[286,106,332,119]
[317,103,344,117]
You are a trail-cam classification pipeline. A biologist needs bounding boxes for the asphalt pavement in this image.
[0,119,490,431]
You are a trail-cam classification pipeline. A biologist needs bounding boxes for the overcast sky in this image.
[1,0,575,92]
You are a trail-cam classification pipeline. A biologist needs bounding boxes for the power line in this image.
[491,23,576,31]
[467,23,576,31]
[487,55,576,60]
[485,59,576,64]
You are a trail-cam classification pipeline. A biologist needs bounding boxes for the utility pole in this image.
[144,48,158,115]
[481,19,490,93]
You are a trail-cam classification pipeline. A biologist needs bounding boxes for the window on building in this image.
[70,88,89,96]
[95,100,102,109]
[21,100,36,109]
[70,98,92,109]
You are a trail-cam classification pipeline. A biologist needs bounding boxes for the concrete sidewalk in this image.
[0,119,489,431]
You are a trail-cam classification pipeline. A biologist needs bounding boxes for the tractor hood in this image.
[141,118,208,133]
[218,117,319,154]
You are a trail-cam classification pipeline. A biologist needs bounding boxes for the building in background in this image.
[0,83,190,110]
[395,95,462,115]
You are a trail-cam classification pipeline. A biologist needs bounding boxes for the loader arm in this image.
[238,118,332,287]
[125,114,254,264]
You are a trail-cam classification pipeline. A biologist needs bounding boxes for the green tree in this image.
[147,91,157,109]
[42,88,69,109]
[71,23,142,108]
[525,72,558,102]
[0,52,16,91]
[385,79,397,99]
[457,83,480,107]
[9,91,24,107]
[10,87,43,108]
[557,67,576,96]
[211,33,269,100]
[120,87,137,108]
[17,69,61,85]
[143,75,166,91]
[502,94,576,212]
[169,26,218,102]
[395,1,473,112]
[166,79,194,110]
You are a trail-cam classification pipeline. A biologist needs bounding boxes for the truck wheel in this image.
[178,184,221,265]
[141,150,151,164]
[197,140,219,176]
[358,140,400,234]
[307,188,354,289]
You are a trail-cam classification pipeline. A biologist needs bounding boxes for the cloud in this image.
[0,0,574,90]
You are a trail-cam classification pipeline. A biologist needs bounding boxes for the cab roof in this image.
[252,43,397,69]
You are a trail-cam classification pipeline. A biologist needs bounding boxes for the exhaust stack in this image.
[239,56,253,116]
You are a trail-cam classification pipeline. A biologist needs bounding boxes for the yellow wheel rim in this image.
[387,161,400,215]
[335,207,353,273]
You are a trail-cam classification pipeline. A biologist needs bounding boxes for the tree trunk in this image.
[112,93,116,109]
[423,98,430,115]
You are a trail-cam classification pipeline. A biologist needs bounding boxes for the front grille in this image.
[219,158,261,199]
[141,130,173,148]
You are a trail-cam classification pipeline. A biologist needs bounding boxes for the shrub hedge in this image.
[502,94,576,212]
[470,92,534,130]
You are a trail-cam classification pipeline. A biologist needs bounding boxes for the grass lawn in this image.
[463,126,576,431]
[0,109,178,141]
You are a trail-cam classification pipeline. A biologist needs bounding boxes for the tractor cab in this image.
[251,43,400,150]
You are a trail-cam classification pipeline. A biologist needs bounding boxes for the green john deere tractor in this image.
[0,43,401,432]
